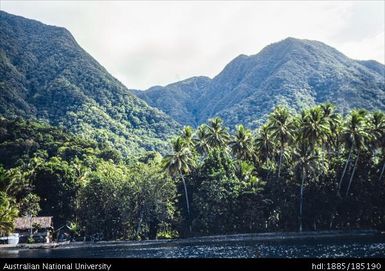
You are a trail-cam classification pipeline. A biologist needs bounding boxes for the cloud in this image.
[2,1,384,89]
[337,31,385,63]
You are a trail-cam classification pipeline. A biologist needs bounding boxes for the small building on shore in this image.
[15,216,53,243]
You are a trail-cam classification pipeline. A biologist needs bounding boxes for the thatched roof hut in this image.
[15,216,53,230]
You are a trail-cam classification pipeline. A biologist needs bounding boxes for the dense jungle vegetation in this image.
[0,103,384,240]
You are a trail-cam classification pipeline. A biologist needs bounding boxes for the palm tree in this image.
[292,143,319,232]
[181,126,195,150]
[254,124,275,181]
[0,192,19,236]
[320,104,343,155]
[297,107,330,180]
[229,124,254,161]
[163,137,195,231]
[338,110,369,197]
[194,124,211,156]
[327,113,344,157]
[379,157,385,182]
[254,124,275,164]
[367,112,385,182]
[320,103,335,119]
[299,106,330,148]
[205,117,230,149]
[267,106,294,177]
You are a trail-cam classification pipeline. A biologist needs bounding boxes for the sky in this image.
[1,1,384,89]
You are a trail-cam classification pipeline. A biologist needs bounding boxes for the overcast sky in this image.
[2,1,384,89]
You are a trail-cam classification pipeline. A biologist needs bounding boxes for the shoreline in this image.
[1,229,383,251]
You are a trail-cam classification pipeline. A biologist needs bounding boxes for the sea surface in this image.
[1,231,384,258]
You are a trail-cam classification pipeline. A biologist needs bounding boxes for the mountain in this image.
[134,37,385,129]
[132,76,211,126]
[0,11,179,155]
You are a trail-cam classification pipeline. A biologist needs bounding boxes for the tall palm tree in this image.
[205,117,230,149]
[181,126,195,150]
[320,103,335,119]
[163,137,195,230]
[229,124,254,161]
[327,113,344,157]
[194,124,211,156]
[299,106,330,148]
[379,161,385,182]
[297,107,330,180]
[254,124,275,164]
[267,106,294,177]
[367,112,385,182]
[254,124,275,181]
[292,143,319,232]
[338,110,369,197]
[321,103,341,149]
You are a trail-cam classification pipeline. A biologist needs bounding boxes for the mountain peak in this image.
[0,10,70,35]
[280,36,306,43]
[261,37,339,56]
[0,10,179,155]
[275,36,328,46]
[136,38,385,128]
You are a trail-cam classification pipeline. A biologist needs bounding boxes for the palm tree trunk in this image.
[278,146,284,177]
[337,145,353,196]
[345,152,359,197]
[378,161,385,182]
[299,167,305,232]
[181,174,192,233]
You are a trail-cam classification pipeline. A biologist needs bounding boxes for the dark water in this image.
[2,232,385,258]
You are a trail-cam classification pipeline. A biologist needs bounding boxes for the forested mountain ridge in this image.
[132,76,211,126]
[0,11,179,156]
[134,38,385,128]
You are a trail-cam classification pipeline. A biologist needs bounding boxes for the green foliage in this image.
[77,157,176,240]
[135,38,385,130]
[0,117,102,168]
[0,191,18,236]
[156,229,179,239]
[68,221,81,238]
[0,11,179,157]
[164,104,385,235]
[18,193,41,217]
[191,148,241,234]
[77,161,129,240]
[0,103,384,239]
[0,117,178,239]
[27,236,35,244]
[31,157,81,226]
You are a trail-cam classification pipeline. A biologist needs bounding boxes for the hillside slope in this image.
[135,38,385,128]
[0,11,179,155]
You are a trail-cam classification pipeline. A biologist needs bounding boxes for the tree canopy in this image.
[0,104,384,239]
